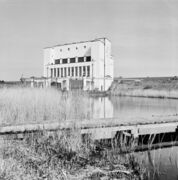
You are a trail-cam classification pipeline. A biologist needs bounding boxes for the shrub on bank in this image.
[143,85,152,90]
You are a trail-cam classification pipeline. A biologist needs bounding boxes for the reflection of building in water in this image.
[109,96,178,119]
[43,38,113,91]
[89,97,113,119]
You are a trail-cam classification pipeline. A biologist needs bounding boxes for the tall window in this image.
[68,67,70,76]
[72,67,74,76]
[54,68,56,77]
[87,66,90,77]
[83,66,86,77]
[61,68,63,77]
[79,67,82,77]
[75,67,78,77]
[64,68,67,77]
[78,57,84,63]
[57,68,60,77]
[51,69,53,77]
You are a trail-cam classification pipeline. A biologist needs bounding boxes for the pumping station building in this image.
[43,38,114,91]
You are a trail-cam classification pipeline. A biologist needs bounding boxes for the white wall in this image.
[105,40,113,78]
[51,42,92,60]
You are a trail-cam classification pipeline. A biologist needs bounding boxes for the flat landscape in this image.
[109,76,178,99]
[0,83,178,179]
[0,87,148,180]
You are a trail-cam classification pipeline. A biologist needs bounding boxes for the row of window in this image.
[50,66,91,78]
[54,56,91,65]
[59,45,87,52]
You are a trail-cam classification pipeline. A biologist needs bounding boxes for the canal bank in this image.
[109,77,178,99]
[1,117,178,180]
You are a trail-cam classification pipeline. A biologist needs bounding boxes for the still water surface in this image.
[91,96,178,119]
[91,96,178,180]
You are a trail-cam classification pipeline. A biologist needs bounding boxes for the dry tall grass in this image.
[0,88,91,126]
[0,87,147,179]
[0,130,146,180]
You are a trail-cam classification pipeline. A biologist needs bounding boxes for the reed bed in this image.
[0,88,91,126]
[0,87,147,179]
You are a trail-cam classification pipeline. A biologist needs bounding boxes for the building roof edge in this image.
[43,37,110,49]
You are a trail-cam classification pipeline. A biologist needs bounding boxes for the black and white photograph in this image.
[0,0,178,179]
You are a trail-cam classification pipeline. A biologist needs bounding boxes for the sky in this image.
[0,0,178,81]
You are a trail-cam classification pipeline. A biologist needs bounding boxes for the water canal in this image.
[89,96,178,120]
[88,96,178,180]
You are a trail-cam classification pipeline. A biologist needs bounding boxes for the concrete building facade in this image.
[43,38,113,91]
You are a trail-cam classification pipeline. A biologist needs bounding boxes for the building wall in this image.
[43,38,113,91]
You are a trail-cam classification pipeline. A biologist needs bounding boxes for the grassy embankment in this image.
[109,77,178,99]
[0,87,146,179]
